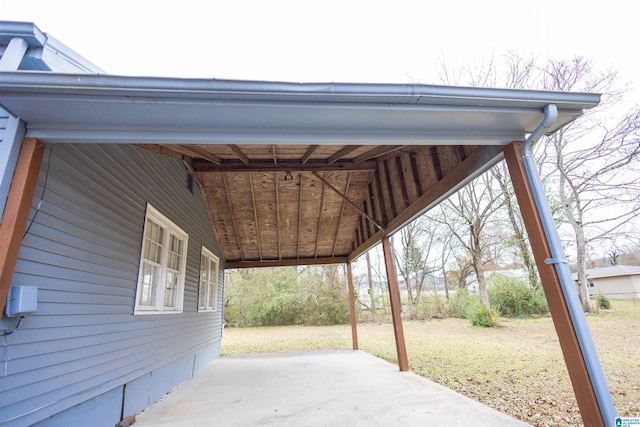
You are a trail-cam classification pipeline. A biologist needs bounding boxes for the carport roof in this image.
[0,72,601,267]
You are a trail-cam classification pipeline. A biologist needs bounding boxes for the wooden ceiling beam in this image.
[326,145,361,164]
[166,144,222,165]
[352,145,406,164]
[311,171,385,230]
[301,145,319,164]
[227,256,348,269]
[134,144,189,162]
[228,144,251,165]
[332,172,351,257]
[222,174,245,261]
[430,146,443,181]
[314,173,327,258]
[348,144,504,262]
[274,172,282,260]
[192,159,376,173]
[249,174,263,260]
[297,172,303,259]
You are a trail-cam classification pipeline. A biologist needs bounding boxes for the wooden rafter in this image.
[400,151,419,203]
[296,172,303,259]
[314,173,327,258]
[222,174,244,261]
[274,172,282,260]
[348,144,504,262]
[311,171,384,231]
[376,159,395,221]
[228,144,250,165]
[326,145,361,164]
[133,144,188,162]
[332,172,352,257]
[301,145,319,164]
[192,159,376,173]
[167,144,222,165]
[352,145,403,164]
[456,145,467,162]
[363,197,375,237]
[430,146,443,180]
[248,174,262,260]
[226,256,348,269]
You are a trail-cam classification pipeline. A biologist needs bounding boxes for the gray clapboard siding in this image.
[1,143,224,426]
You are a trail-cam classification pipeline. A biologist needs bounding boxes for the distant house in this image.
[573,265,640,300]
[397,271,447,295]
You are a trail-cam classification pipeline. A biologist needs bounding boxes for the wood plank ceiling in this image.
[138,142,504,268]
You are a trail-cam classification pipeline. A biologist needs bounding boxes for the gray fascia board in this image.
[0,72,601,145]
[0,72,601,109]
[0,21,47,47]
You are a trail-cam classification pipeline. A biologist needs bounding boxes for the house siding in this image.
[591,275,640,300]
[0,144,224,426]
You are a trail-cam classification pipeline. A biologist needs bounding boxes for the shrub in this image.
[468,305,501,327]
[447,291,481,319]
[595,295,611,310]
[487,274,549,317]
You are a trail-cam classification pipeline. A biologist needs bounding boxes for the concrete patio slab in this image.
[134,350,530,426]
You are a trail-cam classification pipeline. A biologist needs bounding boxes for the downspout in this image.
[522,104,616,425]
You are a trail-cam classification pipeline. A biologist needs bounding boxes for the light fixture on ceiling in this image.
[284,170,293,181]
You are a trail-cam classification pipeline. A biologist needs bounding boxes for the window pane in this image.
[164,271,179,307]
[143,220,165,263]
[208,281,216,308]
[140,262,158,306]
[208,259,218,309]
[167,235,183,270]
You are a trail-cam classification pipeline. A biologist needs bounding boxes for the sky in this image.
[3,0,639,98]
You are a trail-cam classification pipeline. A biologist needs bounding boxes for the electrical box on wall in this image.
[5,286,38,317]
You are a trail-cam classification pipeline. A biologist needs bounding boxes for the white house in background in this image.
[573,265,640,300]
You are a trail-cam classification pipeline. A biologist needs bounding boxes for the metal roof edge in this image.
[0,71,601,110]
[0,21,47,46]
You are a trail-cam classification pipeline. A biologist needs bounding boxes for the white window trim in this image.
[198,246,220,312]
[135,204,189,315]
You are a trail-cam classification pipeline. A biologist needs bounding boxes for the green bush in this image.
[595,295,611,310]
[447,291,481,319]
[487,274,549,317]
[224,266,351,327]
[468,305,501,327]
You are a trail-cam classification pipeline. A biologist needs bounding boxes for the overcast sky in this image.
[3,0,639,93]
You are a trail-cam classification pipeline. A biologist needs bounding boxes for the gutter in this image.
[521,104,616,426]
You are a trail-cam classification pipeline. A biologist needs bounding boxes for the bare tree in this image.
[435,171,507,308]
[492,162,539,289]
[538,57,640,311]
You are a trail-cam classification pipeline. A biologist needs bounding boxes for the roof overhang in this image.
[0,72,599,145]
[0,72,601,267]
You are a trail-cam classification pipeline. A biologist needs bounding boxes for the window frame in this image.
[134,204,189,315]
[198,246,220,312]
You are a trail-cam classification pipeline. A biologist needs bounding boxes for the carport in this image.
[133,350,530,426]
[0,28,615,425]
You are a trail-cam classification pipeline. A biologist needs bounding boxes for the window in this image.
[135,204,188,314]
[198,247,219,311]
[588,279,595,288]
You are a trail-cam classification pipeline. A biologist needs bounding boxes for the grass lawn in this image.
[220,302,640,426]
